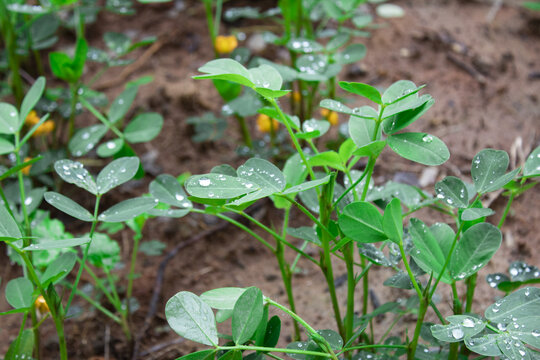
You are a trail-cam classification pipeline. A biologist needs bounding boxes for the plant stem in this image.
[398,242,423,299]
[203,0,218,57]
[235,115,253,149]
[80,98,125,139]
[407,294,428,360]
[339,344,408,355]
[65,194,102,314]
[319,173,345,338]
[266,299,339,360]
[68,82,79,143]
[0,3,24,105]
[217,345,333,358]
[269,98,316,181]
[344,242,356,348]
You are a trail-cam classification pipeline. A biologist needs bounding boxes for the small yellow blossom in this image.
[292,91,301,103]
[35,295,49,315]
[32,120,55,137]
[215,35,238,54]
[320,108,338,126]
[256,114,279,133]
[22,157,32,176]
[25,110,40,126]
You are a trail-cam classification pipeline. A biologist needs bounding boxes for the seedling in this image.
[161,58,540,360]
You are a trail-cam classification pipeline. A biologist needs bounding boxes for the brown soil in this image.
[1,0,539,359]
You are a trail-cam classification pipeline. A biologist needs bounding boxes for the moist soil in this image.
[1,0,539,359]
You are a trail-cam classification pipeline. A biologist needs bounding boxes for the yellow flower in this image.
[320,108,338,126]
[291,91,301,103]
[215,35,238,54]
[32,120,55,137]
[22,157,32,176]
[25,110,40,126]
[256,114,279,133]
[35,295,49,315]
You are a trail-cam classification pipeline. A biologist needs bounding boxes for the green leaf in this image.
[264,316,281,347]
[54,159,98,194]
[98,197,157,222]
[308,151,344,171]
[485,287,540,324]
[97,138,124,157]
[339,82,382,104]
[471,149,517,194]
[237,158,286,193]
[44,192,94,222]
[317,329,343,350]
[509,316,540,348]
[339,202,387,243]
[523,1,540,10]
[69,124,108,157]
[287,227,321,245]
[435,176,469,208]
[20,77,46,128]
[326,33,350,51]
[409,219,451,283]
[124,112,163,143]
[108,86,138,124]
[352,140,387,158]
[464,334,502,356]
[388,132,449,166]
[104,31,131,55]
[176,350,217,360]
[150,174,192,208]
[319,99,353,115]
[524,145,540,177]
[87,232,120,269]
[249,64,284,92]
[194,59,254,88]
[97,157,140,194]
[232,287,264,345]
[41,252,77,285]
[201,287,246,309]
[335,44,366,65]
[186,174,259,199]
[382,80,422,104]
[281,175,332,195]
[287,38,324,53]
[382,97,434,135]
[0,103,19,134]
[24,237,90,251]
[430,315,486,343]
[449,223,501,281]
[298,119,330,140]
[0,205,22,239]
[165,291,218,346]
[461,208,495,221]
[349,116,379,148]
[5,329,34,360]
[6,277,33,309]
[382,198,403,244]
[496,334,531,360]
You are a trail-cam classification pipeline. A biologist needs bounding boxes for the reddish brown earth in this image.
[1,0,539,359]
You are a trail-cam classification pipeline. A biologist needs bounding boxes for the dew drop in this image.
[462,318,475,328]
[422,134,433,143]
[198,177,211,187]
[452,328,464,339]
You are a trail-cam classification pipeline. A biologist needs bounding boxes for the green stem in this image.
[451,282,462,314]
[407,295,428,360]
[65,194,102,314]
[266,299,339,360]
[0,3,24,105]
[68,82,79,143]
[80,98,125,139]
[126,232,142,330]
[203,0,217,57]
[63,282,121,323]
[429,222,465,300]
[339,344,407,355]
[31,305,41,360]
[277,195,334,239]
[378,314,403,344]
[398,242,423,299]
[319,173,345,338]
[10,245,68,360]
[235,115,253,149]
[14,133,32,241]
[217,345,333,358]
[344,242,355,348]
[269,98,316,181]
[190,208,275,253]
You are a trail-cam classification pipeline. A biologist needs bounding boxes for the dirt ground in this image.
[1,0,539,358]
